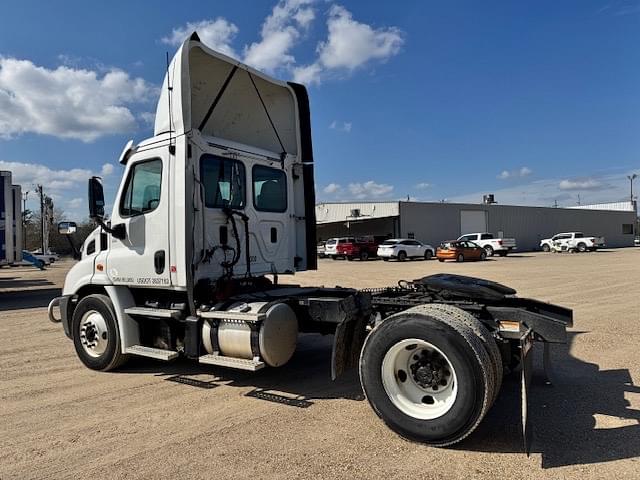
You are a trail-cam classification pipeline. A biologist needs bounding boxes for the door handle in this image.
[154,250,165,274]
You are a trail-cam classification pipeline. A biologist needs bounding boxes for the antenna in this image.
[166,52,175,155]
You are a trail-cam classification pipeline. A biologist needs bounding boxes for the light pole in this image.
[629,174,638,237]
[22,190,29,247]
[628,174,637,204]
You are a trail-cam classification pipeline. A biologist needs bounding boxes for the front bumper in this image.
[48,295,73,339]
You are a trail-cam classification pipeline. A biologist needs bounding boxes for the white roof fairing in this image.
[154,33,299,157]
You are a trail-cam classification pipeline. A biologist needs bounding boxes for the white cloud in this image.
[294,5,404,85]
[0,57,154,142]
[291,63,322,84]
[415,182,432,190]
[243,0,315,73]
[0,160,101,192]
[329,120,352,132]
[348,180,394,199]
[67,198,83,209]
[161,18,239,57]
[449,170,637,207]
[101,163,115,176]
[558,178,607,191]
[498,166,533,180]
[323,182,342,194]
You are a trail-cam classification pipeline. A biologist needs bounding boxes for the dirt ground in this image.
[1,249,640,479]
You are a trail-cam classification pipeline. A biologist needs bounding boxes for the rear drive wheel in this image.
[456,253,464,263]
[360,251,369,261]
[497,251,507,257]
[359,308,494,446]
[438,258,445,262]
[418,304,503,404]
[72,294,128,371]
[480,251,487,261]
[424,250,433,260]
[484,246,494,257]
[577,242,587,253]
[331,255,338,260]
[347,256,354,261]
[397,251,407,262]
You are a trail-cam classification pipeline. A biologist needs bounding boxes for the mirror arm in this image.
[92,216,126,240]
[65,236,81,260]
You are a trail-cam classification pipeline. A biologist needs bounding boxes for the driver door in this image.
[105,152,171,287]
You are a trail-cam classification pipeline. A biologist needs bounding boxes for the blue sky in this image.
[0,0,639,219]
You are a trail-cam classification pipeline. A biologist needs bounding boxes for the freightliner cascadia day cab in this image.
[50,33,572,450]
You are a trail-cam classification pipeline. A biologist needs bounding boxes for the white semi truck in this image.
[49,34,572,450]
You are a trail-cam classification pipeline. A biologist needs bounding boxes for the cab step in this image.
[124,345,179,361]
[199,354,265,371]
[124,307,184,319]
[198,310,265,323]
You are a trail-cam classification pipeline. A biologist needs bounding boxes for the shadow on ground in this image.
[120,332,638,468]
[0,287,60,311]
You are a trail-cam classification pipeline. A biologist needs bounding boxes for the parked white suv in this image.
[457,233,516,257]
[324,237,355,259]
[377,239,435,261]
[540,232,605,253]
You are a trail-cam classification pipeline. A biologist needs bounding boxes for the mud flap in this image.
[331,313,368,380]
[520,328,534,455]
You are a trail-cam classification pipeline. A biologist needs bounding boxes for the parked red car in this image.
[335,236,381,261]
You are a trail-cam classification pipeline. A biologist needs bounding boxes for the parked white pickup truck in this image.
[540,232,605,253]
[457,233,517,256]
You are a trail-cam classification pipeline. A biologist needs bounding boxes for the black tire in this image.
[383,258,389,261]
[438,258,445,262]
[360,308,494,446]
[72,294,128,371]
[456,253,464,263]
[397,251,407,262]
[331,255,338,260]
[347,256,354,261]
[577,242,587,253]
[542,244,550,252]
[419,304,503,404]
[480,251,487,261]
[484,246,494,257]
[497,251,507,257]
[360,251,369,261]
[424,250,433,260]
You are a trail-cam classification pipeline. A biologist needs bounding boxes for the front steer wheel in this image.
[359,306,495,446]
[72,294,128,371]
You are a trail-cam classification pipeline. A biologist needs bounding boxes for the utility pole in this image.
[37,185,44,254]
[629,174,638,236]
[628,174,637,204]
[22,190,29,247]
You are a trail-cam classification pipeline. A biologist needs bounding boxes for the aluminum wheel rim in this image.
[381,339,458,420]
[79,310,109,358]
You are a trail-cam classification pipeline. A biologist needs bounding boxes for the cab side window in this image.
[120,159,163,217]
[201,155,246,209]
[253,165,287,212]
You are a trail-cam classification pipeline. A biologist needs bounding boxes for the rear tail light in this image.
[498,240,503,245]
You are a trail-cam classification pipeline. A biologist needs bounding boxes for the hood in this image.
[154,33,304,158]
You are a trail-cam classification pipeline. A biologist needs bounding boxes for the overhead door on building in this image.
[460,210,487,235]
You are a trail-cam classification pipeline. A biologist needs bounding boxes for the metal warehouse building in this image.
[315,201,637,251]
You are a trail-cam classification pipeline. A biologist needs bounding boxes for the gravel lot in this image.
[1,249,639,479]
